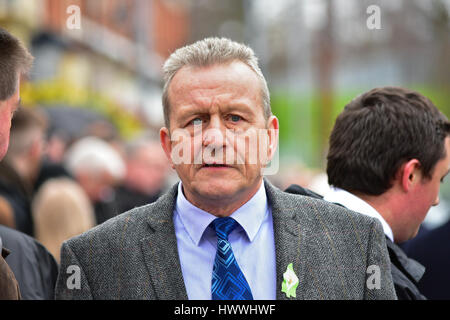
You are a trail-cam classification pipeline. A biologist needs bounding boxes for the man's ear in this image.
[266,115,279,163]
[400,159,422,192]
[160,127,175,169]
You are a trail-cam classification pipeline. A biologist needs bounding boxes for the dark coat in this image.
[0,225,58,300]
[385,238,426,300]
[55,181,396,300]
[402,220,450,299]
[285,184,427,300]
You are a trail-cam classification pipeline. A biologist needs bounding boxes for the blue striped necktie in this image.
[211,217,253,300]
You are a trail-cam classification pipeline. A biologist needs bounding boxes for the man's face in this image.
[126,143,170,195]
[78,170,117,202]
[0,79,20,160]
[160,61,278,208]
[406,136,450,240]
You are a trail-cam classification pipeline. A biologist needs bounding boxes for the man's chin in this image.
[196,185,237,200]
[189,178,242,199]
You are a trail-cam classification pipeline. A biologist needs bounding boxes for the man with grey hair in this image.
[56,37,396,300]
[64,136,126,224]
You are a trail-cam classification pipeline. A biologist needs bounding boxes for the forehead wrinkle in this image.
[168,62,264,124]
[175,92,219,118]
[184,87,248,110]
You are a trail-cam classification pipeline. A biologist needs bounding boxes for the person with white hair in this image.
[64,136,125,224]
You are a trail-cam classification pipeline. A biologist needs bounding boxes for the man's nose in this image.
[203,128,225,148]
[202,116,225,147]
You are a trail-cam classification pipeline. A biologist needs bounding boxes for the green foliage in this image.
[271,86,450,169]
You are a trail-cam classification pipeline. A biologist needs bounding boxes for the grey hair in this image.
[162,37,271,128]
[64,136,126,180]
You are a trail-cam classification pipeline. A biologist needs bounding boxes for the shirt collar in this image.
[323,186,394,242]
[175,180,268,246]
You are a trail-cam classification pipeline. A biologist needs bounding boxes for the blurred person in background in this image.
[272,163,330,196]
[0,26,57,300]
[64,136,126,225]
[287,87,450,300]
[45,130,69,165]
[32,178,96,265]
[0,107,47,236]
[33,128,73,193]
[83,119,120,144]
[114,135,170,214]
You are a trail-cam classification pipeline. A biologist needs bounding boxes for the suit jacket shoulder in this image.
[271,182,383,240]
[56,181,396,300]
[55,183,187,300]
[267,181,396,299]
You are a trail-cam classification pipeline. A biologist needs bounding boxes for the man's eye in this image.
[230,115,241,122]
[191,118,203,126]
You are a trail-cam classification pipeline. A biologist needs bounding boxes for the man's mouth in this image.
[202,163,231,168]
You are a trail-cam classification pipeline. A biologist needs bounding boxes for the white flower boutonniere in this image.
[281,263,299,298]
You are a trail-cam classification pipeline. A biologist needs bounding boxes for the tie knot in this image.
[212,217,238,240]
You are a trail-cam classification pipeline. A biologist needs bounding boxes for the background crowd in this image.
[0,107,172,262]
[0,0,450,299]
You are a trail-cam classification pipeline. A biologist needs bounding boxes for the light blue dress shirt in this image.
[173,180,277,300]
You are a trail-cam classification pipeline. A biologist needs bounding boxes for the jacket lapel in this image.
[140,183,188,300]
[265,180,308,300]
[139,180,310,300]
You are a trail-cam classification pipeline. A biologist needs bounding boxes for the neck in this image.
[182,180,263,217]
[355,191,397,238]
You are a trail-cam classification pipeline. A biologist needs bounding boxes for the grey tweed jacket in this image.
[55,180,396,300]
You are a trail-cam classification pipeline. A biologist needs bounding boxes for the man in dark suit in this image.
[0,26,33,300]
[288,87,450,300]
[0,27,58,300]
[55,38,396,300]
[0,224,58,299]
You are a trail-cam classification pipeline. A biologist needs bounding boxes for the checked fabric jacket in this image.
[55,180,396,300]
